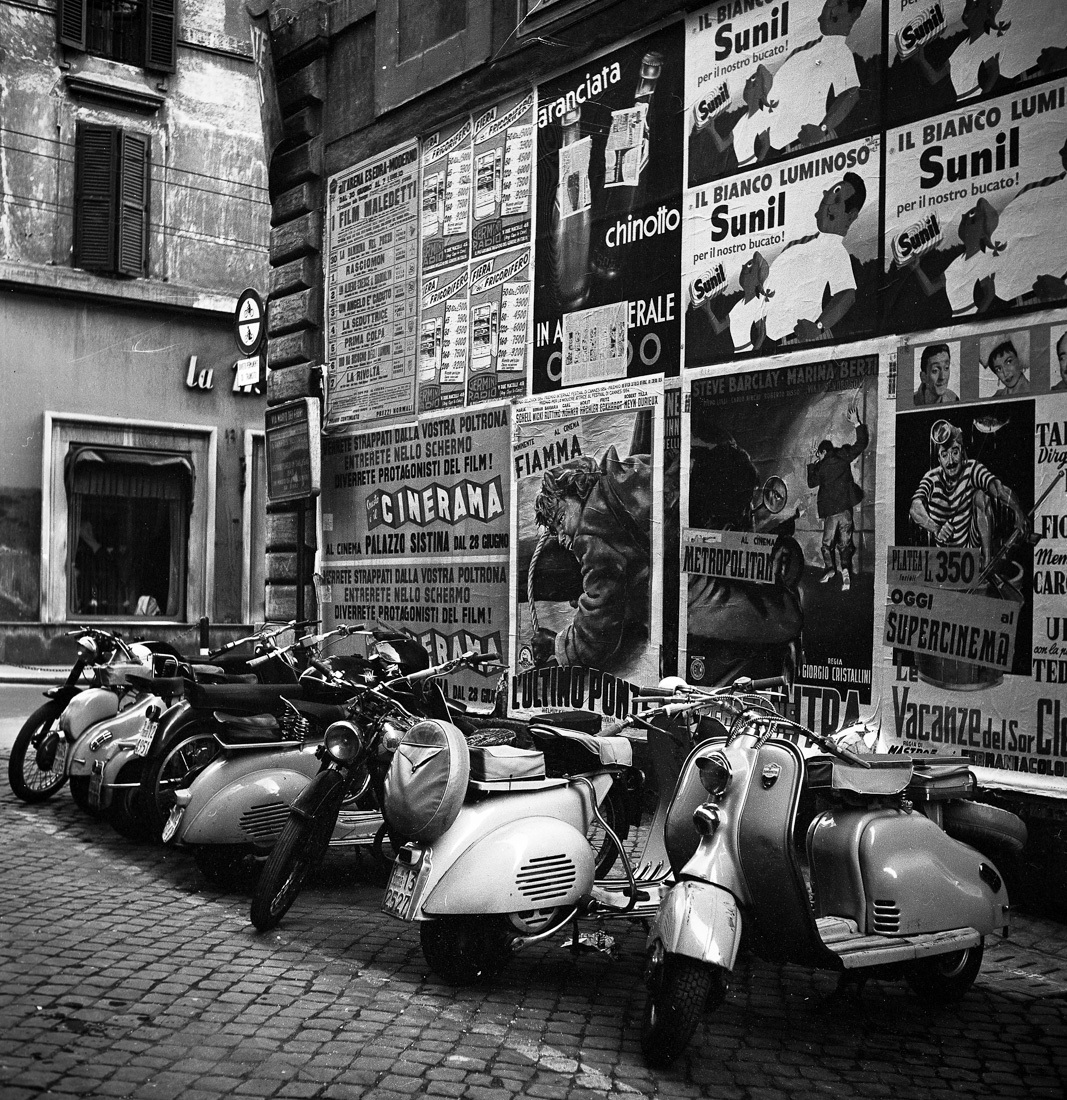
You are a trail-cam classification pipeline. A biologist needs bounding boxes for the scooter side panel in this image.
[858,811,1009,936]
[178,754,320,847]
[68,696,163,783]
[646,881,742,970]
[420,814,596,915]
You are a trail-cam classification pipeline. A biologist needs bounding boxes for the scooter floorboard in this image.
[816,917,983,968]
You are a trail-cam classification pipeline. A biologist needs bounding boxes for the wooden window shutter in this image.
[145,0,178,73]
[117,132,150,277]
[74,124,119,272]
[56,0,88,52]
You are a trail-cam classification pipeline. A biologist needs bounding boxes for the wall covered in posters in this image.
[532,23,685,393]
[313,3,1067,788]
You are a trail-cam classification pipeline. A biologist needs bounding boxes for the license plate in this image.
[89,771,103,809]
[134,718,158,758]
[382,858,422,920]
[161,804,184,844]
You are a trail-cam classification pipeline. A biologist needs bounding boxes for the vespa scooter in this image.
[639,682,1028,1066]
[375,675,763,985]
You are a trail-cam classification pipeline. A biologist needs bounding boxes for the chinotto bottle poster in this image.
[533,23,684,393]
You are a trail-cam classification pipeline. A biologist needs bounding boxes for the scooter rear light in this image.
[693,804,720,836]
[697,751,731,796]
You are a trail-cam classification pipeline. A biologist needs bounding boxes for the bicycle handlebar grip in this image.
[247,652,274,668]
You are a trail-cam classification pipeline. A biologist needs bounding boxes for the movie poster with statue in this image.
[317,404,512,711]
[881,310,1067,784]
[510,377,665,719]
[886,0,1067,129]
[683,134,882,368]
[532,23,684,393]
[685,0,884,187]
[882,77,1067,336]
[681,341,887,735]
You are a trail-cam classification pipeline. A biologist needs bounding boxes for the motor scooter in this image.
[638,680,1029,1067]
[375,674,750,985]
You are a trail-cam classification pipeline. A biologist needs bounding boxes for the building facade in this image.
[0,0,272,661]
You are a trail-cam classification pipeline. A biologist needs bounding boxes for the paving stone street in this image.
[2,775,1067,1100]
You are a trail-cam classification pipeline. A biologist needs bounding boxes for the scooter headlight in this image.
[323,721,363,764]
[379,716,414,753]
[697,751,731,797]
[77,635,99,658]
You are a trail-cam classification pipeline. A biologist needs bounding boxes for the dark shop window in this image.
[73,122,150,278]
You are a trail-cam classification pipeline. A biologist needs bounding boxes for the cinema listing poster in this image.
[317,404,512,711]
[682,341,885,735]
[324,141,420,428]
[886,0,1067,130]
[882,77,1067,336]
[683,134,882,369]
[532,23,684,393]
[879,310,1067,780]
[510,377,665,717]
[685,0,883,187]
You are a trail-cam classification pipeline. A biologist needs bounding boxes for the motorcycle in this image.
[65,621,316,837]
[638,678,1029,1066]
[159,628,434,885]
[8,628,155,804]
[247,646,520,929]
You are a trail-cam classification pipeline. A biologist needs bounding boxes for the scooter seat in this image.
[213,710,280,732]
[531,726,632,767]
[126,674,186,701]
[806,754,913,796]
[183,680,306,710]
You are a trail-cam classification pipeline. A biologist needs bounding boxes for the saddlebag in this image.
[468,745,546,784]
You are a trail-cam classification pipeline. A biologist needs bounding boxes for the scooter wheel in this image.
[69,776,102,817]
[640,951,722,1067]
[420,916,513,985]
[107,786,153,843]
[905,943,984,1004]
[8,702,68,802]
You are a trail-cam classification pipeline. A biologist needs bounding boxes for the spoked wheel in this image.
[587,784,631,879]
[640,948,723,1067]
[250,782,345,932]
[905,943,984,1004]
[139,726,222,837]
[420,916,513,985]
[8,702,69,802]
[194,844,263,890]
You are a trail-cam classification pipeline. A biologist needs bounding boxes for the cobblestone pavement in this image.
[2,786,1067,1100]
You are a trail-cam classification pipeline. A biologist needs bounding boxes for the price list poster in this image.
[419,118,473,413]
[324,141,420,428]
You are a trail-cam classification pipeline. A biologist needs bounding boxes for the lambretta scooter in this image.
[376,675,764,985]
[639,681,1028,1067]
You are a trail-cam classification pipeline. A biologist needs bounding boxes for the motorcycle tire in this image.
[139,723,222,837]
[8,702,68,803]
[640,952,722,1067]
[420,916,513,985]
[905,943,984,1005]
[588,783,631,879]
[108,787,152,843]
[250,781,346,932]
[194,844,263,890]
[69,775,101,817]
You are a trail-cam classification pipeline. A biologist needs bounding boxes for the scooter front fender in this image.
[647,881,743,971]
[178,755,319,847]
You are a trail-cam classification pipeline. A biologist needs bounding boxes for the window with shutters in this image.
[73,123,150,278]
[56,0,177,74]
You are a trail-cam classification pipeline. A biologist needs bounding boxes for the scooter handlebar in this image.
[738,675,788,692]
[404,650,500,683]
